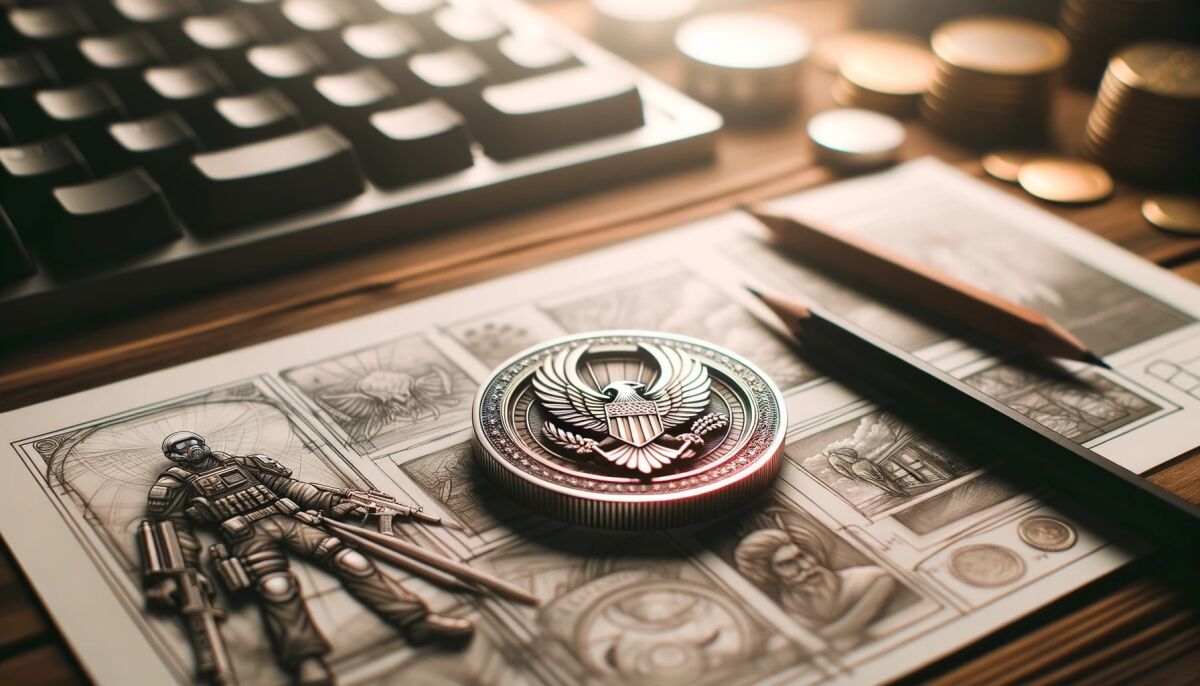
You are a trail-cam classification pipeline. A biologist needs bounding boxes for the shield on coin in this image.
[604,400,664,447]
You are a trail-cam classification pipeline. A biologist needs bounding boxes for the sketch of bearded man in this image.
[733,523,897,651]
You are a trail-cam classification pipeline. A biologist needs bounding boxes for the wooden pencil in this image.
[745,206,1110,368]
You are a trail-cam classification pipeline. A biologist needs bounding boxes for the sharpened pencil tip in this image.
[1082,352,1113,370]
[744,284,764,299]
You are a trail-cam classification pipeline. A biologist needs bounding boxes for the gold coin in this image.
[1018,158,1114,204]
[982,149,1040,182]
[1110,42,1200,99]
[1142,196,1200,235]
[932,16,1069,76]
[840,42,936,96]
[812,30,925,73]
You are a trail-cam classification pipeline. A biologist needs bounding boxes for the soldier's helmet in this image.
[162,431,211,464]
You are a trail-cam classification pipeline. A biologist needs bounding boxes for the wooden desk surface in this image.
[2,1,1198,684]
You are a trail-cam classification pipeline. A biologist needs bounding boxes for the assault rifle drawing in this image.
[310,484,464,534]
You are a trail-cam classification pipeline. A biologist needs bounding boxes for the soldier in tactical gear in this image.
[144,431,472,686]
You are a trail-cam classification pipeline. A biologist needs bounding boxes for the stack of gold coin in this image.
[1082,42,1200,184]
[921,17,1069,145]
[1058,0,1198,87]
[834,41,936,117]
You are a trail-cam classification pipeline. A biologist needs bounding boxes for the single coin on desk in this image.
[1143,196,1200,236]
[807,108,906,170]
[1017,157,1114,204]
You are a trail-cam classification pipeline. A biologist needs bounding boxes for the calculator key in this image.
[6,5,92,81]
[341,17,422,82]
[143,60,233,131]
[312,67,401,134]
[112,0,199,56]
[0,135,89,230]
[113,0,198,24]
[209,88,302,147]
[0,51,58,139]
[178,125,364,231]
[230,0,291,36]
[43,169,182,263]
[408,46,489,111]
[32,82,127,159]
[78,31,164,73]
[78,32,165,114]
[496,34,576,79]
[0,207,36,284]
[0,51,58,97]
[108,112,199,179]
[432,5,506,56]
[362,99,472,187]
[246,39,330,105]
[181,12,267,87]
[280,0,358,63]
[474,66,643,159]
[144,60,233,108]
[375,0,443,33]
[377,0,445,18]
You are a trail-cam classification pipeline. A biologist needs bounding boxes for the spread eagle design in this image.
[534,343,729,474]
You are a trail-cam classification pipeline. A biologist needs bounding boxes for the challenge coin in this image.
[472,331,787,529]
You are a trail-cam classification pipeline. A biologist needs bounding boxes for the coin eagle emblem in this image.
[533,342,730,474]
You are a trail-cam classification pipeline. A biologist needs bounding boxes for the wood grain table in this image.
[2,1,1198,684]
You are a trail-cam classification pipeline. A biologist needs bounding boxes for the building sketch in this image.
[789,412,976,517]
[963,365,1159,443]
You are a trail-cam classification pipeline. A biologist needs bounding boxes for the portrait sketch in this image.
[473,530,809,685]
[281,334,475,455]
[16,381,427,686]
[699,499,926,654]
[963,365,1159,443]
[540,268,817,390]
[788,412,977,517]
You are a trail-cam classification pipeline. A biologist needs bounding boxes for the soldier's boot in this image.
[294,656,334,686]
[404,614,474,644]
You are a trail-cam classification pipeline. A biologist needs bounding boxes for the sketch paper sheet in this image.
[3,158,1199,685]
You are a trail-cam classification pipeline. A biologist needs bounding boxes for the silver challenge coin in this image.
[471,331,787,529]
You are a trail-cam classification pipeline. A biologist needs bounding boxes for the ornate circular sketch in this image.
[1017,516,1078,552]
[948,544,1026,588]
[471,331,787,529]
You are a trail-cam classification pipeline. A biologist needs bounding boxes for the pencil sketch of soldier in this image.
[734,513,897,652]
[140,431,472,686]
